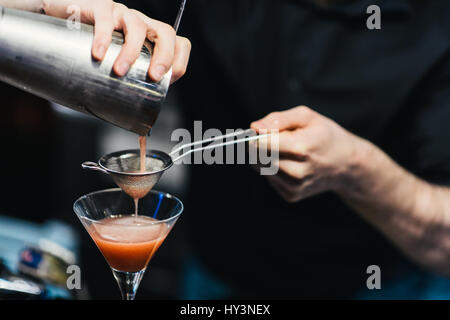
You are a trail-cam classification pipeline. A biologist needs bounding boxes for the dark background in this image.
[2,0,450,300]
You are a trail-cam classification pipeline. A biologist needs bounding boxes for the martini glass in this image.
[73,188,183,300]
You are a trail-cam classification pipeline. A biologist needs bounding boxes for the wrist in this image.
[335,136,379,199]
[337,135,415,206]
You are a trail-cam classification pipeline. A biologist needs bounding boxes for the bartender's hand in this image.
[251,106,366,202]
[252,105,450,280]
[42,0,191,82]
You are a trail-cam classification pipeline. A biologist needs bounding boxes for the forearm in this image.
[340,139,450,275]
[0,0,44,12]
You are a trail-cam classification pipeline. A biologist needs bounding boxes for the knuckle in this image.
[267,111,281,121]
[129,8,140,15]
[114,2,128,11]
[165,22,176,34]
[271,111,281,117]
[134,18,147,33]
[296,105,315,117]
[313,121,332,141]
[167,26,177,39]
[297,105,311,112]
[179,36,192,50]
[100,0,114,9]
[155,21,176,37]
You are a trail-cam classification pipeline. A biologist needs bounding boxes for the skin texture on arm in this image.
[339,139,450,277]
[251,106,450,277]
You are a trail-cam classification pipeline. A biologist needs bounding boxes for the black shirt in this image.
[126,0,450,298]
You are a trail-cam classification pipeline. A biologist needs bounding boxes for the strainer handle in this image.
[170,129,254,156]
[81,161,108,174]
[170,129,271,163]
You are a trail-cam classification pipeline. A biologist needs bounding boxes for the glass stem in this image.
[111,269,145,300]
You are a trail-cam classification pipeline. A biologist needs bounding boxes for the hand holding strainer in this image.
[82,129,270,199]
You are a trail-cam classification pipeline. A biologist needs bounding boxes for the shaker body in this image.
[0,7,169,135]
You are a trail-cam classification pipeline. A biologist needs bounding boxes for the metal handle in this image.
[173,0,187,33]
[81,161,108,174]
[162,0,186,85]
[169,129,271,163]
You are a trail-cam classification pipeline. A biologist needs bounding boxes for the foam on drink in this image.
[87,216,167,272]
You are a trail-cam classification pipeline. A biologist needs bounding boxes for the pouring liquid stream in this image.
[133,135,147,217]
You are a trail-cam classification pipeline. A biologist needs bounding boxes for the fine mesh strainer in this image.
[82,129,270,199]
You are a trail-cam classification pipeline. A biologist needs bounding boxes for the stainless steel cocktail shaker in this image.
[0,7,171,136]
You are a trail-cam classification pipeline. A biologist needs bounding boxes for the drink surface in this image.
[87,216,168,272]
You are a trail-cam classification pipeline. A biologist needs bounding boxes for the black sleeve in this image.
[403,52,450,187]
[121,0,179,25]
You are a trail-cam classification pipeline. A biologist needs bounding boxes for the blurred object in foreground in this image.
[18,242,74,286]
[0,259,45,299]
[0,215,82,299]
